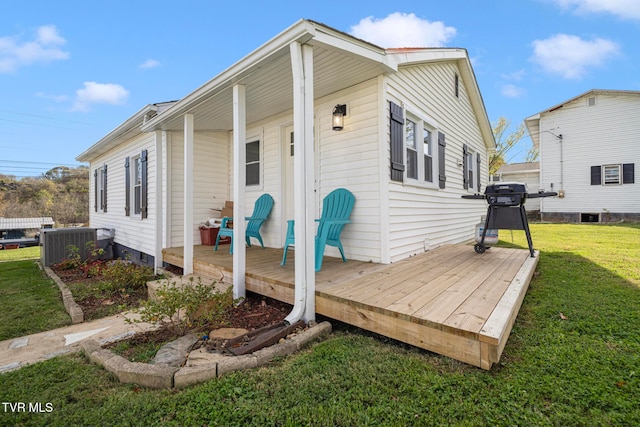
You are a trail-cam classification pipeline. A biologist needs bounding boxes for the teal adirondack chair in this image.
[215,194,274,254]
[281,188,355,271]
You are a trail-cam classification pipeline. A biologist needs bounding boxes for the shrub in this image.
[101,260,156,291]
[131,277,236,334]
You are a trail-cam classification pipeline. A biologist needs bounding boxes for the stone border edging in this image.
[80,321,332,389]
[43,265,84,324]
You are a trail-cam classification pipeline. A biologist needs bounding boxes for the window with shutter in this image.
[94,165,107,213]
[389,101,405,182]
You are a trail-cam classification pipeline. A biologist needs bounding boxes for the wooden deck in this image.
[162,243,538,369]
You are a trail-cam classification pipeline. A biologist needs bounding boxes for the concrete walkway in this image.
[0,312,158,373]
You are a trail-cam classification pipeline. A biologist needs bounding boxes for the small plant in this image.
[54,244,82,270]
[101,260,156,291]
[130,277,235,334]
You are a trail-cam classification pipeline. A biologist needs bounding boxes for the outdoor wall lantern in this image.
[332,104,347,131]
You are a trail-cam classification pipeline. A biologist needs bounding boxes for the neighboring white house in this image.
[525,89,639,223]
[493,162,541,212]
[77,19,495,321]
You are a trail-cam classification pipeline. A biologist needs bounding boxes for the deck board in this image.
[162,243,537,369]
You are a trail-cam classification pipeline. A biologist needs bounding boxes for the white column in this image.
[153,130,163,272]
[183,114,194,274]
[232,84,247,300]
[285,41,316,324]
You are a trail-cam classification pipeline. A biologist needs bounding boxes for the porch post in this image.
[285,41,316,324]
[183,114,194,274]
[232,84,247,300]
[153,130,163,272]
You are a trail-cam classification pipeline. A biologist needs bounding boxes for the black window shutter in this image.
[462,144,469,189]
[438,132,446,189]
[590,166,602,185]
[102,165,108,213]
[141,149,148,219]
[476,152,481,192]
[623,163,635,184]
[94,169,98,212]
[124,157,131,216]
[389,101,405,182]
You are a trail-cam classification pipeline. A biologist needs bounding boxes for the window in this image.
[463,145,482,192]
[591,163,634,186]
[424,127,433,183]
[405,114,437,185]
[603,164,621,185]
[132,155,142,214]
[125,150,148,218]
[467,150,475,189]
[405,120,418,180]
[389,101,445,187]
[246,140,260,186]
[94,164,107,212]
[454,73,459,98]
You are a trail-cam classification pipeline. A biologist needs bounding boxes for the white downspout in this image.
[183,114,194,274]
[153,130,163,273]
[285,41,316,324]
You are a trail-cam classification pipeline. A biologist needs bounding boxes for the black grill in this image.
[462,182,556,257]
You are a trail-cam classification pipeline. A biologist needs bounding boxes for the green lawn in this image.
[0,258,70,341]
[0,246,39,262]
[1,223,639,426]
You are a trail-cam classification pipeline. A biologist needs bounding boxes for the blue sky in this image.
[1,0,638,177]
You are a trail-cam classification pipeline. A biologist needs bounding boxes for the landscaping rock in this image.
[174,364,218,388]
[185,347,228,367]
[151,333,199,367]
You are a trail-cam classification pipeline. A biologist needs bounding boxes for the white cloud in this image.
[36,92,69,102]
[72,82,129,112]
[501,84,525,98]
[501,69,526,81]
[139,59,161,69]
[530,34,619,79]
[552,0,640,20]
[0,25,69,73]
[350,12,456,48]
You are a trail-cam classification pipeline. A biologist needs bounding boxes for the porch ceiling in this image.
[150,43,389,132]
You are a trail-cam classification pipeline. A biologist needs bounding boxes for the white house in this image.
[525,90,639,223]
[77,19,495,322]
[493,162,541,212]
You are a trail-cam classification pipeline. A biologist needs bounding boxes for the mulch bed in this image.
[51,263,293,352]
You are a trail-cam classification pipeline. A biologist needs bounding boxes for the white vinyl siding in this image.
[169,131,231,246]
[385,61,488,262]
[88,132,157,257]
[539,92,640,214]
[314,80,382,263]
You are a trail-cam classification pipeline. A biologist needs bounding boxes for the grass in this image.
[0,259,70,341]
[1,223,639,425]
[0,246,39,262]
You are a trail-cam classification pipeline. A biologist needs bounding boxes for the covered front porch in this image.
[162,243,538,369]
